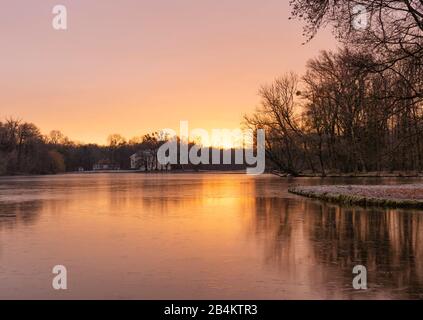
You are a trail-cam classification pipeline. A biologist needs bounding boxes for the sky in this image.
[0,0,337,145]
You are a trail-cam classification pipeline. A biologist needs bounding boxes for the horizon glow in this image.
[0,0,337,145]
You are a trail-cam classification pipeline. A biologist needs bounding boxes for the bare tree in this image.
[246,47,423,175]
[245,73,305,175]
[290,0,423,75]
[48,130,69,145]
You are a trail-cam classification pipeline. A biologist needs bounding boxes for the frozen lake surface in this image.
[0,173,422,299]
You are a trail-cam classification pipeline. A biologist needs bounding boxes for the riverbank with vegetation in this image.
[244,2,423,178]
[288,185,423,209]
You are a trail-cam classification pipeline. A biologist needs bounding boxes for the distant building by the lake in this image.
[93,159,120,171]
[130,148,247,172]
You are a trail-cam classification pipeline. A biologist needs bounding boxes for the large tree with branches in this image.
[290,0,423,71]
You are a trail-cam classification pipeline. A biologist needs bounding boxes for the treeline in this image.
[0,121,165,175]
[0,120,65,175]
[0,121,246,176]
[245,0,423,176]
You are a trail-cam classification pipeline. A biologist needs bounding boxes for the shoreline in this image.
[2,170,423,178]
[288,185,423,209]
[0,170,249,178]
[273,170,423,178]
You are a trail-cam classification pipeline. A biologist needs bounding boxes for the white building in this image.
[93,159,120,171]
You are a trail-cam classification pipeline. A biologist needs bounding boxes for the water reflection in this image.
[0,201,43,230]
[311,204,423,299]
[0,174,422,299]
[251,196,423,299]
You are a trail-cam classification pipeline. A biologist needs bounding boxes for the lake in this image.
[0,173,422,299]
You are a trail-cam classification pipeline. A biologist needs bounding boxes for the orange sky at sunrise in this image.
[0,0,337,145]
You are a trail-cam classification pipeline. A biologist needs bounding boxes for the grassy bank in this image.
[273,170,423,178]
[288,185,423,209]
